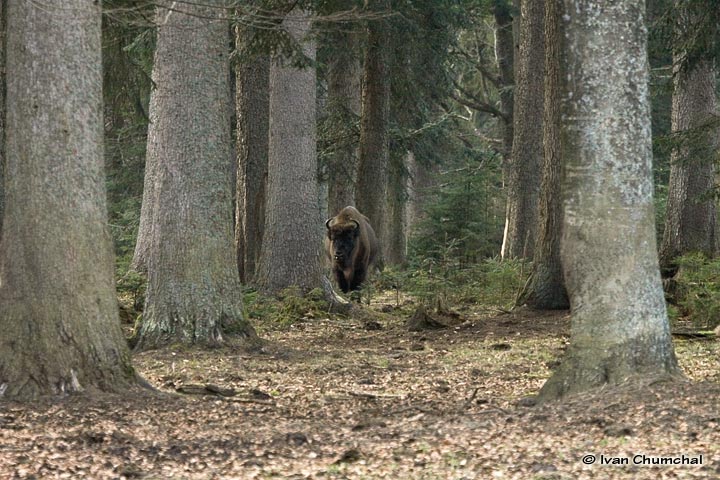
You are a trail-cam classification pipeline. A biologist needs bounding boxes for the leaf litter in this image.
[0,304,718,479]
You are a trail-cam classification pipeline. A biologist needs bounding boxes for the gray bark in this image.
[501,0,545,260]
[235,26,270,284]
[130,7,162,273]
[135,0,256,349]
[658,57,719,274]
[0,0,138,399]
[356,0,390,264]
[540,0,679,401]
[0,0,7,235]
[326,21,361,216]
[520,0,568,310]
[255,9,323,294]
[0,0,5,233]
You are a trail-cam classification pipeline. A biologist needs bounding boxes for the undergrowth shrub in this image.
[242,287,329,331]
[671,253,720,330]
[106,120,147,309]
[408,153,504,264]
[401,252,528,310]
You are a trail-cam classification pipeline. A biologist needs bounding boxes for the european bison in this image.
[324,206,379,293]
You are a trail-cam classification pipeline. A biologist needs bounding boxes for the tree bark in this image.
[0,0,139,399]
[492,0,515,163]
[385,152,409,266]
[501,0,545,260]
[658,54,719,274]
[0,0,5,233]
[356,0,390,264]
[235,25,270,284]
[255,9,323,294]
[539,0,680,401]
[130,7,162,273]
[520,0,568,310]
[405,151,435,236]
[135,0,256,349]
[326,20,361,217]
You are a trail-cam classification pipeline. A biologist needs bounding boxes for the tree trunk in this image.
[130,7,162,273]
[326,20,361,217]
[255,9,323,294]
[356,0,390,265]
[492,0,515,162]
[539,0,680,401]
[135,1,256,349]
[405,151,434,236]
[0,0,139,399]
[658,56,718,274]
[235,25,270,284]
[501,0,545,260]
[0,0,5,233]
[520,0,568,310]
[385,152,409,266]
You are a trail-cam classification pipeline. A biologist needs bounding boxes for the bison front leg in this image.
[334,269,350,293]
[349,267,366,292]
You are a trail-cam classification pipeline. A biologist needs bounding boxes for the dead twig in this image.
[461,387,479,411]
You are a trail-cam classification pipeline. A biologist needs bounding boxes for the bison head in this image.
[326,218,360,268]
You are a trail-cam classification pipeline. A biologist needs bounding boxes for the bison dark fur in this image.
[324,206,379,293]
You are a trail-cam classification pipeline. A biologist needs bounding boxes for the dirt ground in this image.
[1,300,719,480]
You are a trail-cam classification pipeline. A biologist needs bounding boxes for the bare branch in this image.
[449,88,506,121]
[453,45,501,88]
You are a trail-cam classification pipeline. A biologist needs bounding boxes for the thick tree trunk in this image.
[0,0,5,233]
[540,0,679,401]
[255,9,323,294]
[135,1,255,349]
[356,0,390,264]
[501,0,545,260]
[658,58,719,274]
[520,0,568,310]
[326,22,361,216]
[0,0,138,399]
[235,27,270,284]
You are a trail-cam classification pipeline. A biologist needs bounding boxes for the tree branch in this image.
[449,88,506,122]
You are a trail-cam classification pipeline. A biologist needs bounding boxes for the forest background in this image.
[103,0,719,333]
[1,0,720,478]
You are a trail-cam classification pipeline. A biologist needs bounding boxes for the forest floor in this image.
[1,294,719,480]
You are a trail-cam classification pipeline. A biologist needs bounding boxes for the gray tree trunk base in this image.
[538,339,683,402]
[538,0,680,400]
[135,290,258,351]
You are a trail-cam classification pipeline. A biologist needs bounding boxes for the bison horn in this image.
[350,220,360,230]
[325,218,333,229]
